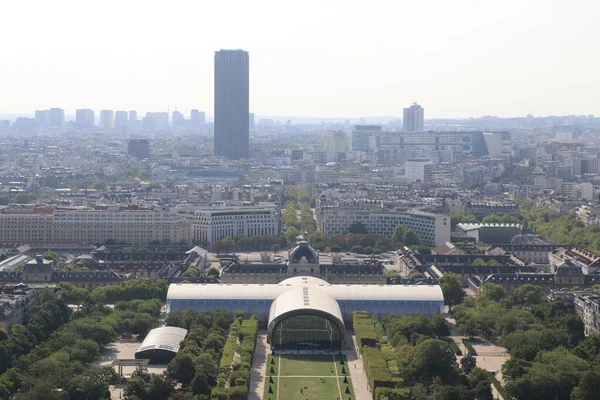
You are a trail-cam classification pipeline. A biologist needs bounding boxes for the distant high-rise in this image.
[249,113,255,130]
[49,108,64,127]
[128,110,137,122]
[75,109,95,128]
[214,49,249,160]
[115,111,128,130]
[35,110,49,127]
[403,103,424,132]
[191,109,205,128]
[100,110,115,129]
[172,111,184,129]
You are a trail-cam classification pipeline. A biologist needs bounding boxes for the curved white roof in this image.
[167,282,444,303]
[135,326,188,354]
[267,287,343,327]
[279,276,329,286]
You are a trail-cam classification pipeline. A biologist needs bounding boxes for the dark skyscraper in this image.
[214,49,249,159]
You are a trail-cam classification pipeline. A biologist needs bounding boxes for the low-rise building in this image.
[462,201,519,219]
[220,242,387,285]
[456,222,522,244]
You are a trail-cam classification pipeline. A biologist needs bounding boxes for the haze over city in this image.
[4,2,600,400]
[2,0,599,118]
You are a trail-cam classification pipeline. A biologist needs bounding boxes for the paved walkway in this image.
[345,332,371,400]
[446,318,508,400]
[248,331,268,400]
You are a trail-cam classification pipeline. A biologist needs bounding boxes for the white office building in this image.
[405,158,433,183]
[320,207,450,246]
[178,206,280,244]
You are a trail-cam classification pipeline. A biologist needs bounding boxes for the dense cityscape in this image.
[2,5,600,399]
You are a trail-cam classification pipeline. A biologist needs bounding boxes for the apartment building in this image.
[178,206,280,244]
[574,292,600,336]
[551,290,600,336]
[0,284,39,332]
[319,207,450,246]
[0,205,190,245]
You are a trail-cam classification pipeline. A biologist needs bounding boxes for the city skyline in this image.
[1,1,599,118]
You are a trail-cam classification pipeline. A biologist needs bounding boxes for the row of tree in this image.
[355,311,495,399]
[211,235,288,254]
[0,298,70,376]
[454,283,600,399]
[0,279,172,399]
[519,200,600,252]
[122,309,257,399]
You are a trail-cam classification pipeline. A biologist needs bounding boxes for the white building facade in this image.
[0,206,190,245]
[179,206,280,244]
[319,207,450,246]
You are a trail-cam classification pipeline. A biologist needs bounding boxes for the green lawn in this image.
[279,354,340,376]
[264,354,354,400]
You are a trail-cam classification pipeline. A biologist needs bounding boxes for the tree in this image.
[439,273,465,308]
[351,245,365,254]
[211,238,234,254]
[482,214,503,224]
[271,244,280,253]
[57,282,89,304]
[39,288,55,303]
[72,366,120,399]
[182,266,200,277]
[410,339,458,384]
[512,284,545,306]
[487,259,502,266]
[460,354,477,374]
[482,283,506,302]
[42,251,58,263]
[392,225,410,243]
[403,230,422,246]
[190,371,211,395]
[330,244,341,253]
[467,367,493,400]
[207,267,220,278]
[348,222,368,234]
[572,368,600,400]
[472,258,487,266]
[168,353,196,385]
[408,270,425,279]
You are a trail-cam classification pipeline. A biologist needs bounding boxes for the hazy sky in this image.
[1,0,598,118]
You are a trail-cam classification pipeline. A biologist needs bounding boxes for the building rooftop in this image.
[457,222,522,231]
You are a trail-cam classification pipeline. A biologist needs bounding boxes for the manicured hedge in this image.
[489,372,507,400]
[354,311,380,349]
[363,346,394,393]
[440,337,462,355]
[374,387,412,400]
[462,339,477,356]
[213,315,259,400]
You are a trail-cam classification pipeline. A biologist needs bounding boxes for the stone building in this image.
[220,242,387,284]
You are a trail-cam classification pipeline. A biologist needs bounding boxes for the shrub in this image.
[462,339,477,356]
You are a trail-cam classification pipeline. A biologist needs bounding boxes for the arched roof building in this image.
[135,326,188,364]
[167,274,444,349]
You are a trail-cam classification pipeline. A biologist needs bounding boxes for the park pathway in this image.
[344,332,371,400]
[248,331,268,400]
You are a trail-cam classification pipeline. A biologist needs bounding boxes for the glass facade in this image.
[167,298,445,325]
[270,314,343,350]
